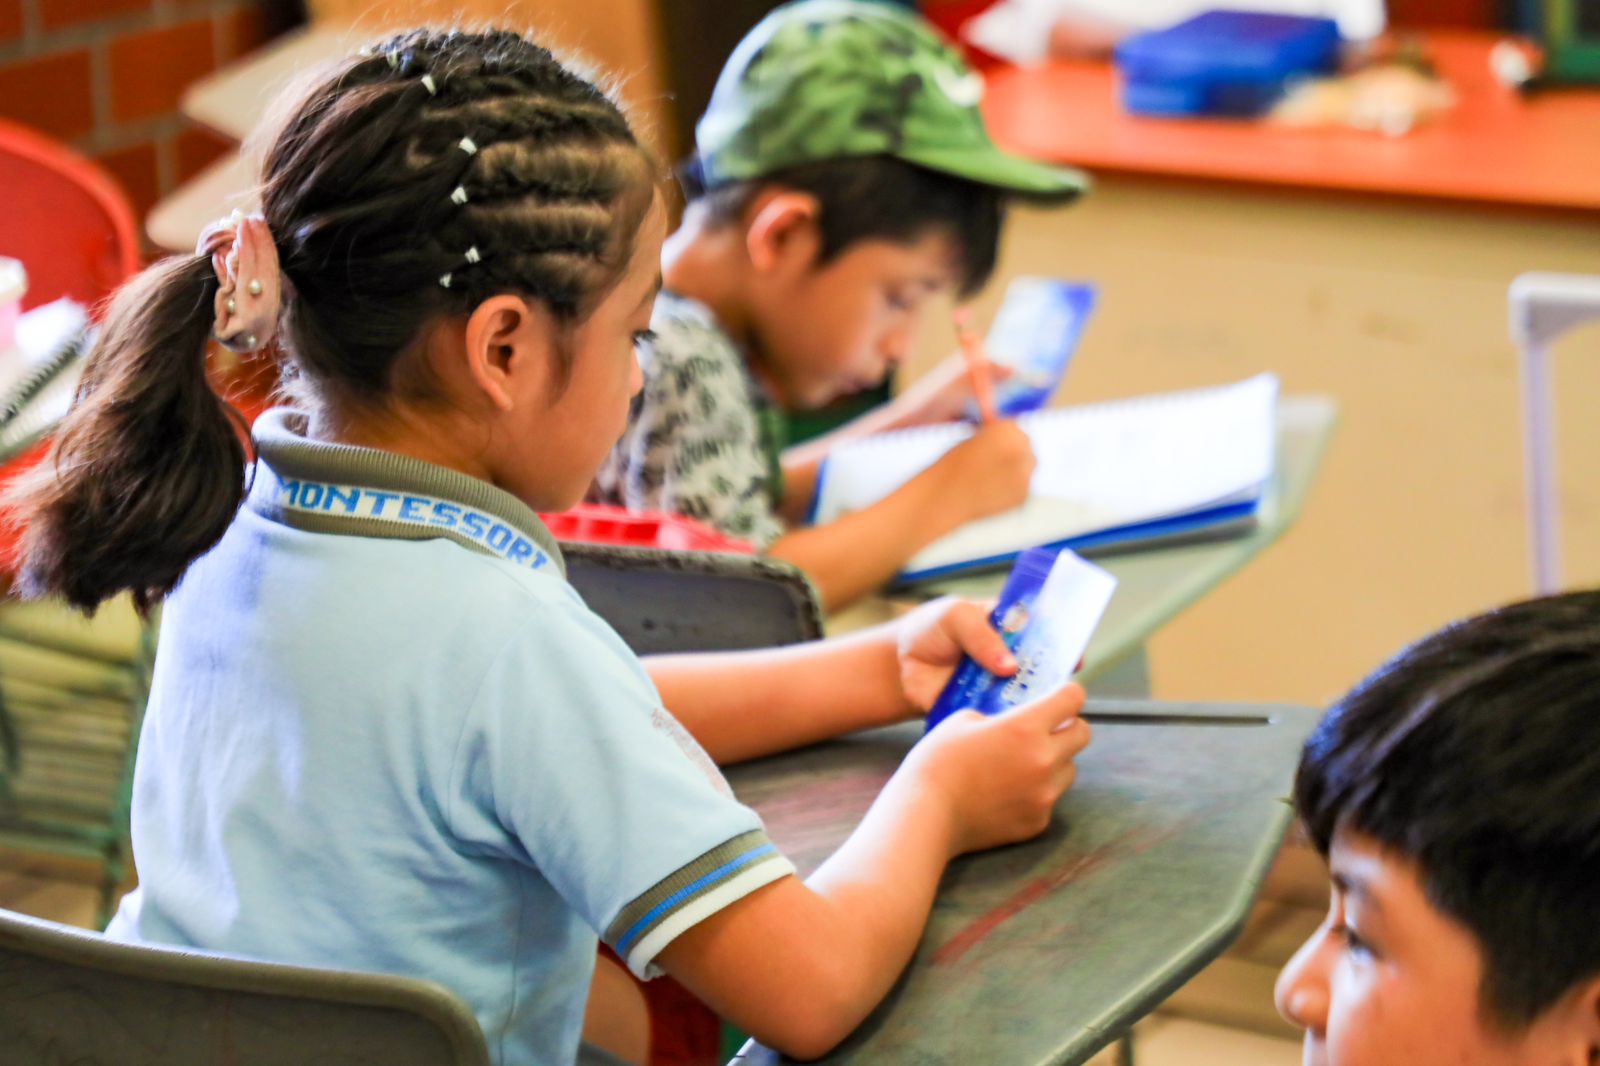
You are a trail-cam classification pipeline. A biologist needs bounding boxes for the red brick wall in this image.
[0,0,290,229]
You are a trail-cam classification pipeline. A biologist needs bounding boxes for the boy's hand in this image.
[895,596,1015,715]
[890,352,1015,427]
[933,419,1036,523]
[902,684,1090,856]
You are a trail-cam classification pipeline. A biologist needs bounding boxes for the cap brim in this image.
[898,145,1090,202]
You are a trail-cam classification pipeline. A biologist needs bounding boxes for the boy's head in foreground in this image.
[679,0,1087,409]
[1277,590,1600,1065]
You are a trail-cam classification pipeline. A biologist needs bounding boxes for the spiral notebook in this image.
[811,373,1280,582]
[0,299,91,461]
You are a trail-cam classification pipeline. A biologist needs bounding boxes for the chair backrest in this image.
[1508,271,1600,593]
[0,118,141,313]
[563,545,824,655]
[0,907,491,1066]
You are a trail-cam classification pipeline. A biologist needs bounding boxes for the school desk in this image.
[827,395,1338,699]
[934,31,1600,707]
[725,696,1320,1065]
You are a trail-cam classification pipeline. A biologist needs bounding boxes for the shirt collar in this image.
[248,408,566,579]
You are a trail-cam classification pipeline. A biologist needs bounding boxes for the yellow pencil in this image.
[953,307,999,423]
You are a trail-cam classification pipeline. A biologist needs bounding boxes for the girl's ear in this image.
[462,295,556,411]
[744,190,821,275]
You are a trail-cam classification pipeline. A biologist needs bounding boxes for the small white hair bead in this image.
[450,186,468,205]
[439,272,453,288]
[421,74,437,96]
[458,137,478,155]
[464,246,481,264]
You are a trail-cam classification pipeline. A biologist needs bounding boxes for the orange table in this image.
[982,32,1600,212]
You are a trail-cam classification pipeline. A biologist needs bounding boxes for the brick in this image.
[0,50,96,140]
[0,0,23,44]
[95,140,160,219]
[108,18,215,124]
[217,3,272,63]
[39,0,147,33]
[174,124,233,181]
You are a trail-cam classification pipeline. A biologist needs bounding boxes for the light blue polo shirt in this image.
[107,409,794,1066]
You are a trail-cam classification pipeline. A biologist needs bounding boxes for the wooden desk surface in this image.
[983,31,1600,212]
[728,698,1319,1065]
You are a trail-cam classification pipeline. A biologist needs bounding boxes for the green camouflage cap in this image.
[695,0,1088,201]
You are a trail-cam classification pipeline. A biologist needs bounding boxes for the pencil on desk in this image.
[953,307,999,423]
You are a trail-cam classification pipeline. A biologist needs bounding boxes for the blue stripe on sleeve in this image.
[614,843,779,954]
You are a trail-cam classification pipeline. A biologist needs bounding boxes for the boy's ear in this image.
[1569,974,1600,1064]
[1589,978,1600,1063]
[462,295,557,412]
[745,190,821,274]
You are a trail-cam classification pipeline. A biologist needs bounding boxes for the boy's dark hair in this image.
[8,27,654,615]
[1296,589,1600,1028]
[684,154,1004,297]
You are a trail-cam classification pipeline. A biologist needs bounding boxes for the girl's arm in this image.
[645,599,1018,765]
[656,685,1090,1060]
[646,625,908,765]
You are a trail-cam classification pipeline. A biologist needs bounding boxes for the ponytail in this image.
[7,254,251,614]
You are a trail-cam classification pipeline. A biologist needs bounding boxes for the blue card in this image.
[926,546,1117,732]
[972,278,1097,419]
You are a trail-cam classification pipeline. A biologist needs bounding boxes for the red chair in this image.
[0,118,143,570]
[0,122,150,925]
[540,503,755,554]
[0,117,140,314]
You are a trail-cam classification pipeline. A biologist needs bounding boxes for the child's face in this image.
[751,230,960,411]
[1275,830,1581,1066]
[504,194,665,509]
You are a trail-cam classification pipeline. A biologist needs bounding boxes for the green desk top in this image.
[922,396,1338,684]
[727,698,1320,1065]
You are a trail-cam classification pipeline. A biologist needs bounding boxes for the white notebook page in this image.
[813,373,1279,575]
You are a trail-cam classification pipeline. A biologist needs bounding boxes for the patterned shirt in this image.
[592,292,788,548]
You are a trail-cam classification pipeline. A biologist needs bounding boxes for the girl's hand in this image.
[895,597,1017,715]
[902,682,1090,856]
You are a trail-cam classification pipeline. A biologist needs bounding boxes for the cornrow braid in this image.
[263,27,655,409]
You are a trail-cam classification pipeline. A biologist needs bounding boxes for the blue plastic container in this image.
[1115,10,1342,118]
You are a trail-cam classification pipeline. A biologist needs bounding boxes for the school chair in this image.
[0,118,152,926]
[562,543,824,655]
[0,605,153,922]
[0,118,141,314]
[545,504,823,655]
[1509,272,1600,593]
[0,904,492,1066]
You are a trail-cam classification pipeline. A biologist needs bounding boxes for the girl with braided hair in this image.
[7,28,1090,1065]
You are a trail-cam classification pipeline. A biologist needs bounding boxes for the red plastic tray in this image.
[539,503,754,554]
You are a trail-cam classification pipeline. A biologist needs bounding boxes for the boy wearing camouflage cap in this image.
[593,0,1087,610]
